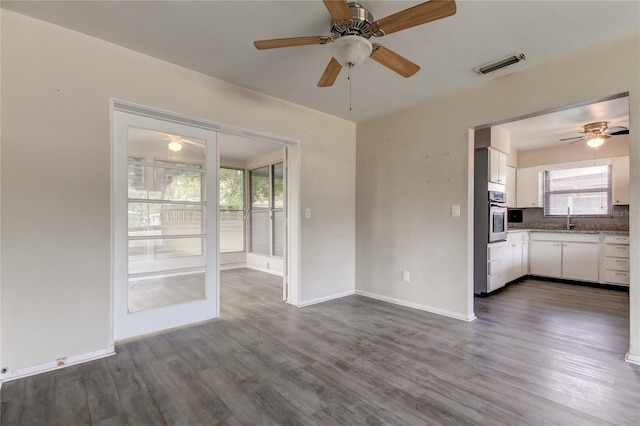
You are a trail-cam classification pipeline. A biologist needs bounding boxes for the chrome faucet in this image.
[567,207,575,230]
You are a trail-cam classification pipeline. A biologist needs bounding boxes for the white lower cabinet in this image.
[561,242,599,282]
[530,240,562,277]
[529,233,599,282]
[600,235,630,286]
[487,242,509,292]
[487,232,528,293]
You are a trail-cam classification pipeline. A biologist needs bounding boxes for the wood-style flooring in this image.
[2,271,639,425]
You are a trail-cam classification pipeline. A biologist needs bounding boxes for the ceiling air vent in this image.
[473,53,526,74]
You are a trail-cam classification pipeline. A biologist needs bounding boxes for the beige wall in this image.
[518,134,630,168]
[357,33,640,356]
[1,11,356,372]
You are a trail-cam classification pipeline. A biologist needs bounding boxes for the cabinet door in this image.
[488,148,506,185]
[529,240,562,277]
[562,242,599,282]
[506,166,516,207]
[612,156,629,205]
[522,240,529,275]
[516,167,542,207]
[512,241,523,280]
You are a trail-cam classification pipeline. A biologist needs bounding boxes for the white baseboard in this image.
[0,346,115,382]
[298,289,355,307]
[220,262,247,271]
[355,290,477,322]
[247,264,283,276]
[626,352,640,365]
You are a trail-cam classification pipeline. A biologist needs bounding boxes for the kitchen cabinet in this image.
[562,242,599,282]
[600,235,629,286]
[487,242,509,292]
[488,148,507,185]
[529,233,599,282]
[612,156,629,205]
[506,166,516,207]
[522,233,529,275]
[529,240,562,277]
[506,232,525,282]
[516,167,542,207]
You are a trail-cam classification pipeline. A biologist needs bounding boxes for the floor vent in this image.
[474,53,526,74]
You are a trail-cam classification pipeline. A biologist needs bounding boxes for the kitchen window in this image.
[543,165,612,216]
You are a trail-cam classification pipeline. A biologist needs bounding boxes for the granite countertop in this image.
[508,228,629,235]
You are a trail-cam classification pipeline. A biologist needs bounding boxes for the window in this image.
[249,162,284,257]
[219,168,245,253]
[544,165,612,216]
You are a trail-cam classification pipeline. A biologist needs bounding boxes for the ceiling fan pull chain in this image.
[348,64,352,111]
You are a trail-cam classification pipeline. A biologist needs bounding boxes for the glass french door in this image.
[113,110,218,340]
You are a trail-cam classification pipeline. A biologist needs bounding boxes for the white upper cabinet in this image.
[612,156,629,205]
[488,147,507,185]
[516,166,542,207]
[506,166,516,207]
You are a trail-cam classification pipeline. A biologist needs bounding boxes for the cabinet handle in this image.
[615,272,628,276]
[615,247,627,250]
[615,237,627,241]
[553,244,560,246]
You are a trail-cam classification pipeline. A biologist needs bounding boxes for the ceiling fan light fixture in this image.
[167,136,183,152]
[330,35,372,67]
[586,136,605,148]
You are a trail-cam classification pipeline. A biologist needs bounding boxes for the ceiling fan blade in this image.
[318,58,343,87]
[254,36,330,50]
[323,0,352,21]
[373,0,457,36]
[559,136,585,142]
[609,127,629,136]
[370,44,420,77]
[568,138,587,144]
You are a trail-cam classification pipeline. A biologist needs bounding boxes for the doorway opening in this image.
[111,101,300,342]
[469,92,631,358]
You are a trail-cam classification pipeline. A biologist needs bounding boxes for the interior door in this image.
[113,110,219,340]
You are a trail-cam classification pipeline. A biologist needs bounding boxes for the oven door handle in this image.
[490,203,507,208]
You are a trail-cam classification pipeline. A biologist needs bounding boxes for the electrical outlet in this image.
[305,208,312,219]
[452,205,461,217]
[402,271,410,282]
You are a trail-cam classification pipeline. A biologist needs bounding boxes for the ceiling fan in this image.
[560,121,629,148]
[254,0,457,87]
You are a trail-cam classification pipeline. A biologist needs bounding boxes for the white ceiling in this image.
[498,95,630,152]
[3,0,639,125]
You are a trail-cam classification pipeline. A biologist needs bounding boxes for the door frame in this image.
[110,99,301,344]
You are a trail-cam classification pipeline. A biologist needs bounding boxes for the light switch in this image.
[305,208,311,219]
[452,205,461,217]
[402,271,410,282]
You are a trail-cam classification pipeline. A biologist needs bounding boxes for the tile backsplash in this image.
[508,205,629,232]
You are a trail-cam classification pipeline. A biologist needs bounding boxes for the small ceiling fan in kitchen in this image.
[560,121,629,148]
[253,0,457,87]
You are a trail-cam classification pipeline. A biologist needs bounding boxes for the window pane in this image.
[127,126,205,164]
[547,192,610,216]
[251,166,270,210]
[128,165,203,202]
[544,165,611,216]
[128,237,205,275]
[220,168,244,210]
[220,210,245,252]
[547,166,609,191]
[273,162,284,209]
[128,203,204,237]
[250,211,270,255]
[273,210,284,257]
